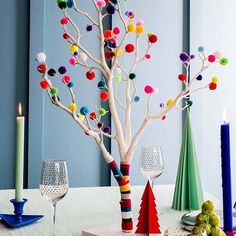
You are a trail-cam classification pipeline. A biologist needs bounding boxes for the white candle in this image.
[15,103,25,202]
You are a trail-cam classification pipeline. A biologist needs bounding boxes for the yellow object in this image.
[127,23,136,32]
[116,48,123,57]
[211,76,219,83]
[70,45,78,53]
[136,25,144,34]
[79,114,85,121]
[167,99,174,107]
[120,183,130,192]
[69,103,77,112]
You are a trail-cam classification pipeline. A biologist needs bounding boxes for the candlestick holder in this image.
[0,198,44,228]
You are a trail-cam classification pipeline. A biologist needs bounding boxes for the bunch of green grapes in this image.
[189,200,226,236]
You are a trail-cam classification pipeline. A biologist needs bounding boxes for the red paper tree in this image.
[136,181,161,234]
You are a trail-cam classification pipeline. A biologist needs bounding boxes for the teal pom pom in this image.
[134,96,140,102]
[97,80,106,89]
[80,106,90,115]
[198,46,204,53]
[68,82,74,88]
[67,0,73,8]
[129,73,136,80]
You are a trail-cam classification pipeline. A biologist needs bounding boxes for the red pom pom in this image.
[100,91,108,101]
[40,80,49,89]
[62,75,71,84]
[148,34,158,43]
[60,18,68,25]
[125,44,135,53]
[89,112,97,120]
[86,71,96,80]
[37,64,46,73]
[208,55,216,63]
[178,74,187,81]
[105,0,110,2]
[105,51,115,61]
[113,27,120,35]
[209,82,217,90]
[104,30,113,39]
[162,115,166,120]
[63,33,70,39]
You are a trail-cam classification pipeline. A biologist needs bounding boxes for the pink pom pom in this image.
[144,85,154,94]
[60,18,68,25]
[62,75,71,84]
[145,54,151,59]
[69,57,76,66]
[136,19,144,26]
[113,27,120,35]
[97,0,106,7]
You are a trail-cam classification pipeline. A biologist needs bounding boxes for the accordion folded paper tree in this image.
[35,0,228,232]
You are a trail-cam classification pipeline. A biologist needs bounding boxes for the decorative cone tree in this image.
[136,181,161,234]
[35,0,228,232]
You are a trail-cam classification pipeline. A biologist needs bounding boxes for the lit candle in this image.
[15,103,25,202]
[220,110,233,232]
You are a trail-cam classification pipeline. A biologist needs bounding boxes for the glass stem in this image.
[150,179,154,189]
[53,202,57,236]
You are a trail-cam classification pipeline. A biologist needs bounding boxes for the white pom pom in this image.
[114,67,122,75]
[78,52,88,62]
[153,86,159,94]
[35,52,46,63]
[213,51,222,59]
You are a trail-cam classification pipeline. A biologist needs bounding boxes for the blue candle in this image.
[221,115,233,232]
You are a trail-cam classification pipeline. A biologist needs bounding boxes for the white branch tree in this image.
[35,0,228,232]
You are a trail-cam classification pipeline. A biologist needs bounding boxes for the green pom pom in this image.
[220,57,228,65]
[114,75,121,83]
[57,0,67,9]
[129,73,136,80]
[98,108,107,116]
[147,32,153,37]
[51,87,58,95]
[187,100,193,107]
[202,200,214,214]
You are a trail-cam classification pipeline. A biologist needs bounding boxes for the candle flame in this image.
[223,109,227,123]
[18,103,22,116]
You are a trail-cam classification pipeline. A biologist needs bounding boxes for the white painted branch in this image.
[115,82,125,110]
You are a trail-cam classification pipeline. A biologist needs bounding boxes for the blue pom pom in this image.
[68,82,74,88]
[97,80,106,89]
[80,106,90,115]
[198,46,204,53]
[196,74,203,81]
[134,96,140,102]
[67,0,73,8]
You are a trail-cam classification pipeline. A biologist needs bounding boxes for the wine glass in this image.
[39,160,69,236]
[140,146,164,188]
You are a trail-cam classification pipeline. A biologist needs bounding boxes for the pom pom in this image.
[106,5,115,14]
[125,44,135,53]
[167,98,174,107]
[198,46,204,52]
[178,74,187,81]
[100,91,108,101]
[69,57,76,66]
[208,55,216,63]
[116,48,123,57]
[48,68,56,76]
[98,107,107,116]
[187,100,193,107]
[114,75,121,83]
[196,74,203,81]
[57,0,67,9]
[162,115,166,120]
[160,103,164,108]
[63,33,70,39]
[213,51,222,59]
[153,86,159,94]
[50,87,58,95]
[68,81,74,88]
[127,23,136,32]
[79,114,85,121]
[86,25,93,32]
[35,52,46,63]
[58,66,67,74]
[89,112,97,120]
[114,67,122,74]
[129,73,136,80]
[70,45,78,53]
[220,57,228,65]
[60,18,68,25]
[136,25,144,34]
[69,103,77,112]
[113,27,120,35]
[78,52,88,61]
[96,0,106,7]
[67,0,73,8]
[40,80,49,89]
[190,54,195,59]
[128,11,135,19]
[211,76,219,83]
[104,30,113,40]
[111,42,117,48]
[80,106,90,115]
[37,64,46,73]
[209,82,217,90]
[136,19,144,26]
[86,71,96,80]
[179,52,189,62]
[110,0,117,4]
[148,34,158,43]
[103,126,111,134]
[145,54,151,59]
[97,122,103,128]
[62,75,71,84]
[105,51,115,61]
[98,80,106,89]
[134,96,140,102]
[144,85,154,94]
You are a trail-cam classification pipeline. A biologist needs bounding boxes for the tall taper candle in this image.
[221,110,233,232]
[15,103,25,202]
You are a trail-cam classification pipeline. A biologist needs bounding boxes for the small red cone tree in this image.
[136,181,161,234]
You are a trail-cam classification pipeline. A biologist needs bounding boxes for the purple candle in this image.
[221,111,233,233]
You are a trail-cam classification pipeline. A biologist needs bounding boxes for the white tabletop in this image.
[0,185,221,236]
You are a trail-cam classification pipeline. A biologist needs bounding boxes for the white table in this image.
[0,185,221,236]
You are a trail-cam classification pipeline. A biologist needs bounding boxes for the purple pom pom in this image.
[103,126,111,134]
[86,25,93,32]
[190,54,195,59]
[179,52,189,62]
[58,66,67,74]
[160,103,164,108]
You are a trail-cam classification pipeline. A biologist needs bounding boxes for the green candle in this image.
[15,103,24,202]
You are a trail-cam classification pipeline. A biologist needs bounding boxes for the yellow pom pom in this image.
[79,114,85,121]
[211,76,219,83]
[70,45,78,53]
[116,48,123,57]
[127,23,136,32]
[136,25,144,35]
[167,99,174,107]
[69,103,77,112]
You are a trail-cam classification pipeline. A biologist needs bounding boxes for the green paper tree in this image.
[172,110,204,211]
